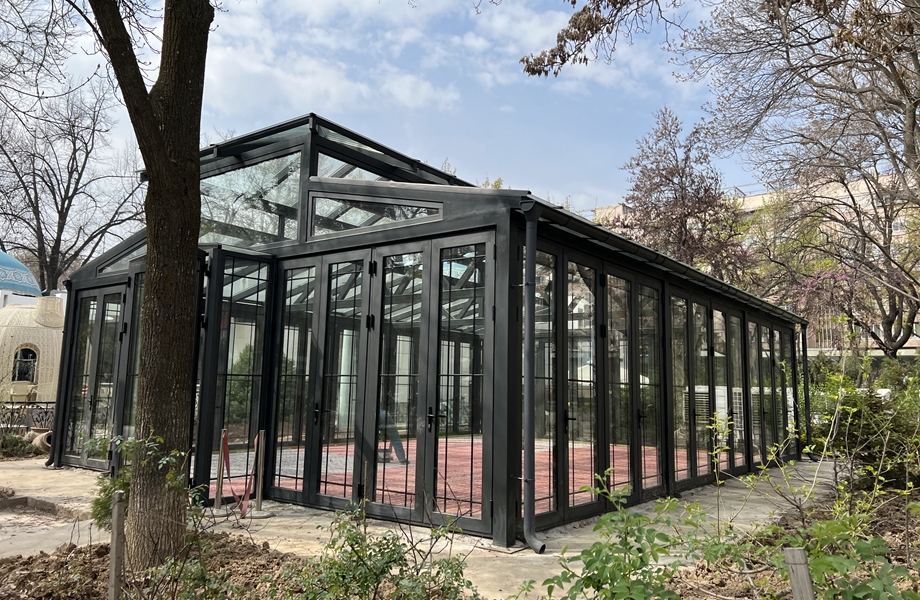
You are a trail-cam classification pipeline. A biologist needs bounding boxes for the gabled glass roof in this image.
[199,113,471,187]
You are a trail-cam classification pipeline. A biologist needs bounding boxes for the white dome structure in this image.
[0,296,64,406]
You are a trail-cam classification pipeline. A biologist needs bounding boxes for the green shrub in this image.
[91,465,131,531]
[273,507,481,600]
[523,475,680,600]
[0,433,42,458]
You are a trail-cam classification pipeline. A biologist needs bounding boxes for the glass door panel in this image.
[748,322,763,464]
[671,297,691,482]
[318,260,364,499]
[63,289,125,469]
[637,285,663,495]
[566,261,596,508]
[692,303,711,477]
[761,326,775,454]
[607,276,631,492]
[273,266,316,493]
[533,251,556,514]
[713,311,730,471]
[728,315,747,469]
[372,252,424,509]
[432,244,487,518]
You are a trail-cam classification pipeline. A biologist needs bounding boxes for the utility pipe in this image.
[522,204,546,554]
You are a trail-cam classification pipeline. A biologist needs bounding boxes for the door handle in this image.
[427,407,435,432]
[313,403,320,425]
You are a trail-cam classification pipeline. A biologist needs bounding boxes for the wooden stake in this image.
[784,547,815,600]
[108,490,126,600]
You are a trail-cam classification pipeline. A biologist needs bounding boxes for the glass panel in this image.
[99,245,146,274]
[123,274,145,439]
[317,126,384,155]
[692,303,711,477]
[761,327,775,454]
[729,316,747,468]
[607,275,631,491]
[312,197,440,237]
[748,322,763,464]
[374,253,423,507]
[783,332,797,457]
[213,258,268,496]
[274,266,316,492]
[86,294,122,459]
[200,152,301,247]
[524,251,556,514]
[12,349,36,382]
[319,261,363,498]
[671,297,691,481]
[317,153,390,182]
[65,297,97,455]
[713,311,729,471]
[436,244,486,517]
[773,330,785,452]
[638,285,662,490]
[567,262,596,507]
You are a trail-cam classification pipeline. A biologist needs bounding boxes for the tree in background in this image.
[526,0,920,356]
[598,107,751,285]
[0,81,144,291]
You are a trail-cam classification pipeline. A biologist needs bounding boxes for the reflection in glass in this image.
[312,197,440,237]
[319,261,363,498]
[773,330,785,449]
[567,262,596,507]
[274,267,316,492]
[375,253,423,508]
[200,152,301,247]
[638,285,662,490]
[692,303,711,476]
[523,251,556,514]
[729,316,746,468]
[748,322,763,464]
[214,258,268,495]
[436,245,486,517]
[671,297,690,481]
[607,276,631,490]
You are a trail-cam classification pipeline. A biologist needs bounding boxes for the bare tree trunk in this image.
[81,0,214,568]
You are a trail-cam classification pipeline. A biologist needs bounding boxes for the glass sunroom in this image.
[50,114,809,547]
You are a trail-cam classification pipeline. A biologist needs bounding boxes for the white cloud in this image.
[376,65,460,110]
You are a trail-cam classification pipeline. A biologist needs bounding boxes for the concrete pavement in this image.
[0,456,835,599]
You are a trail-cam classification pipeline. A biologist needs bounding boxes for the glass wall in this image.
[782,332,797,457]
[567,262,596,507]
[607,275,631,491]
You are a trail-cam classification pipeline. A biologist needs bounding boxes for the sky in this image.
[88,0,760,216]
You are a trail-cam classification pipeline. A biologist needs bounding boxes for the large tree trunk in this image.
[84,0,213,568]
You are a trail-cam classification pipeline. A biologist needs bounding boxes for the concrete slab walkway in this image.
[0,456,836,599]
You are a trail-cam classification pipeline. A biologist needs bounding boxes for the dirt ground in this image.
[1,467,917,599]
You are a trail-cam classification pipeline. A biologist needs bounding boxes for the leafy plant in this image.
[273,506,481,600]
[531,473,680,600]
